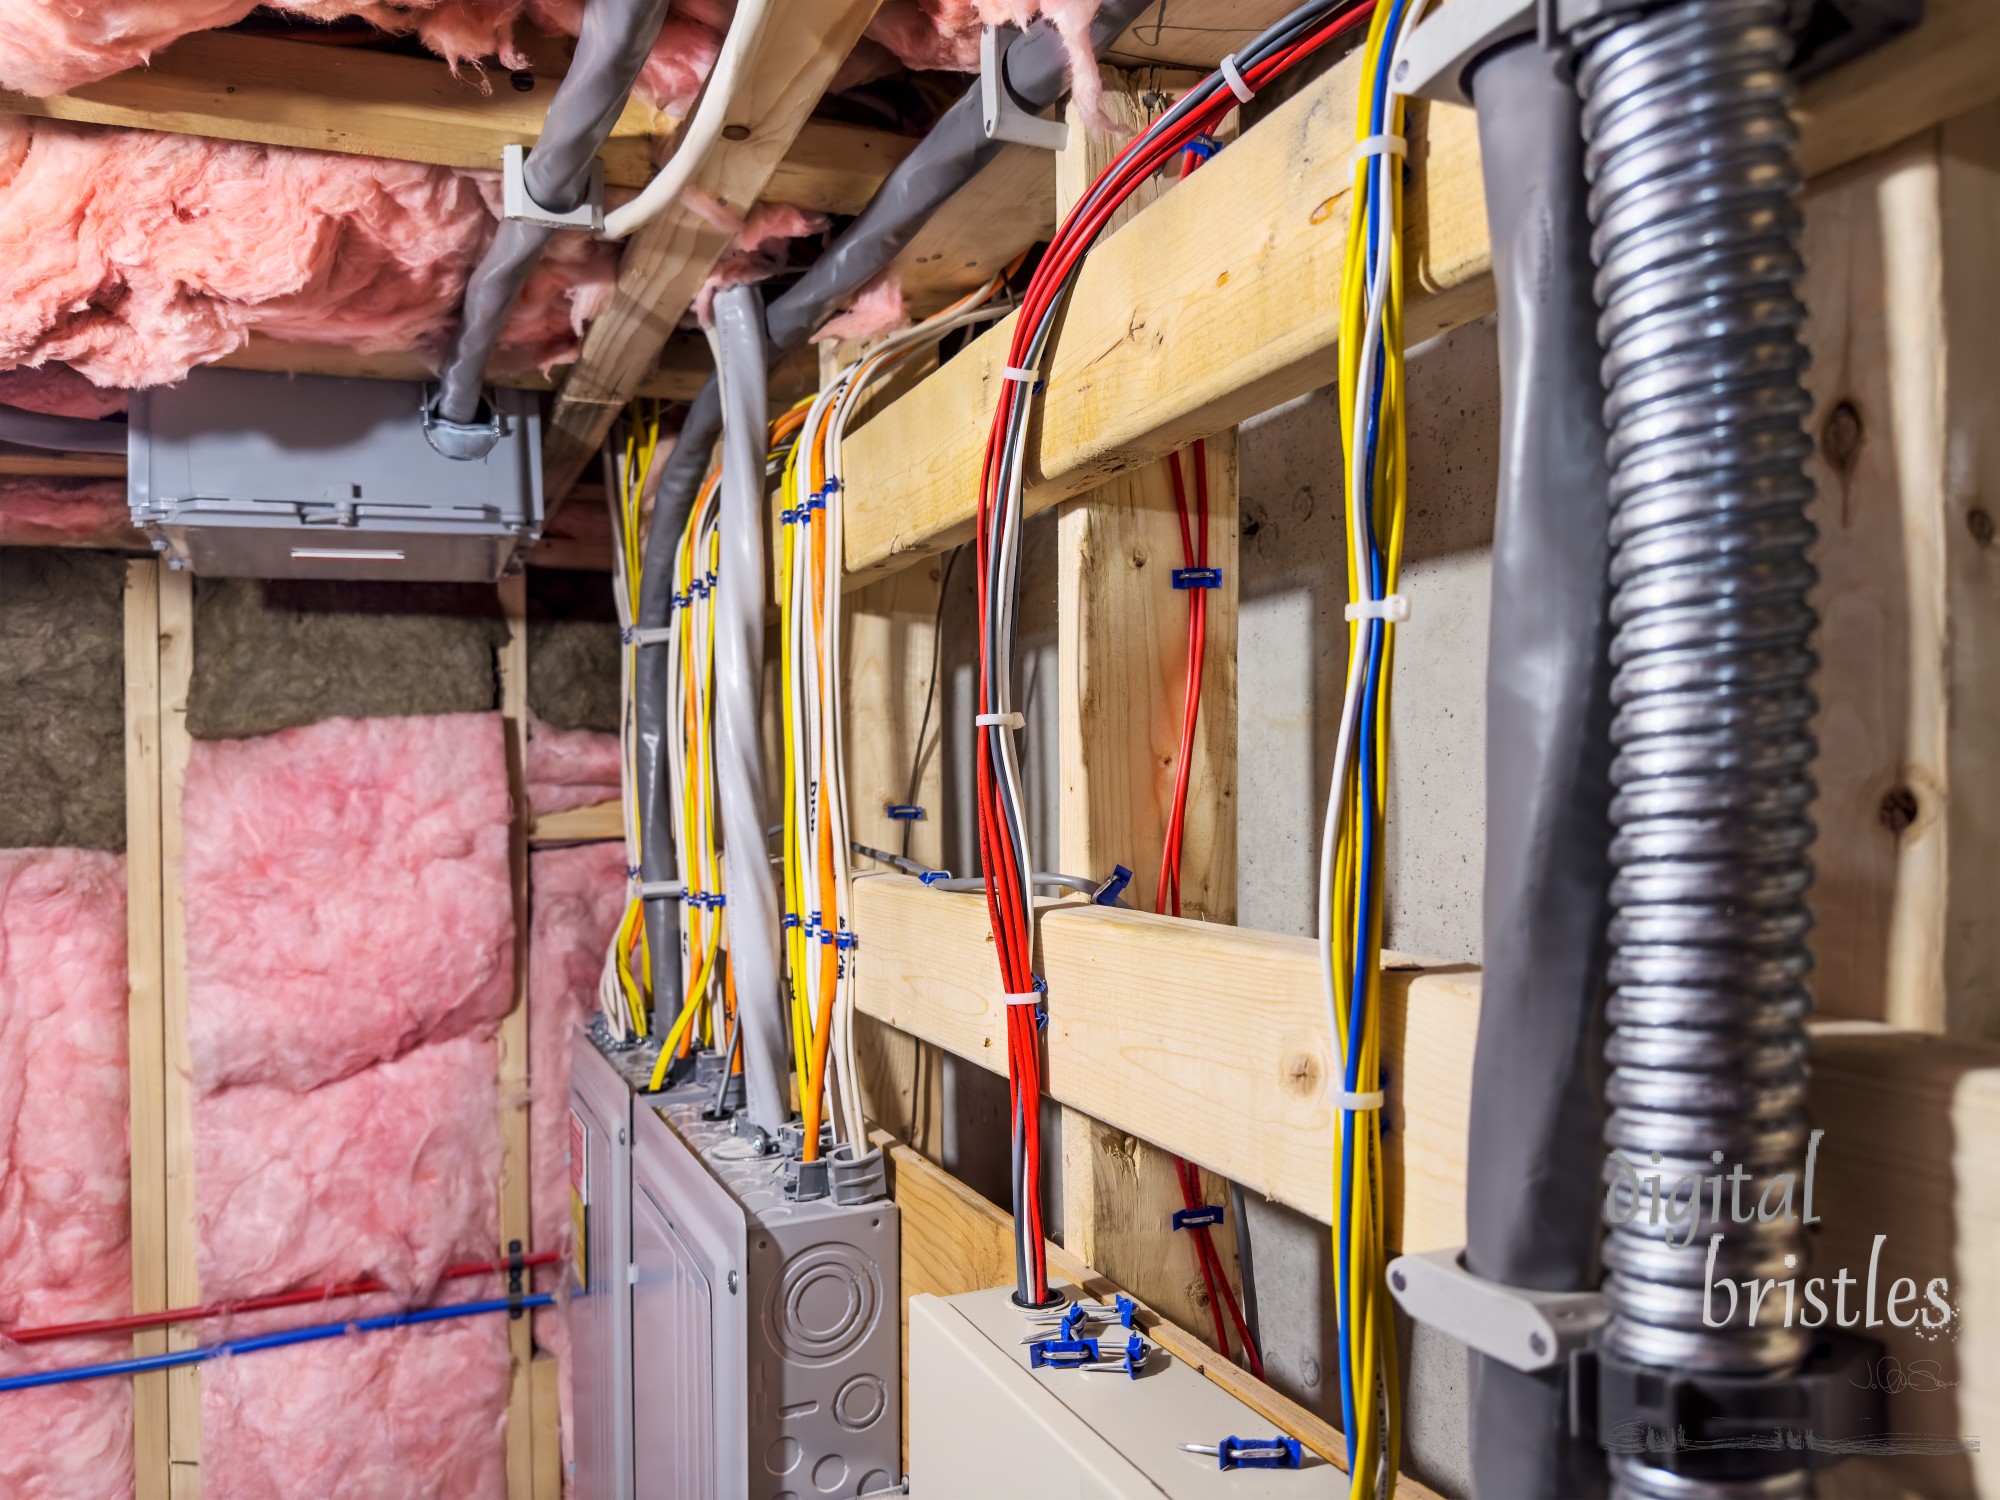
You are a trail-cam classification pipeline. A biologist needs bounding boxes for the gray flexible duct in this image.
[708,282,787,1135]
[433,0,671,434]
[1462,36,1615,1500]
[0,403,127,455]
[1576,2,1819,1495]
[628,0,1151,1043]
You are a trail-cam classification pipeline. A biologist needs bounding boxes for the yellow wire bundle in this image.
[1326,0,1419,1492]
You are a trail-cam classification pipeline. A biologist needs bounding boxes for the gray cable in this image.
[1461,35,1615,1500]
[708,282,788,1135]
[0,403,126,455]
[433,0,671,432]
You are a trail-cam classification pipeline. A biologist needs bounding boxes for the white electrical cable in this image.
[1316,9,1418,1083]
[601,0,778,241]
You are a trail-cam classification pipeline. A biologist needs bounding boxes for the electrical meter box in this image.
[127,366,542,581]
[631,1095,901,1500]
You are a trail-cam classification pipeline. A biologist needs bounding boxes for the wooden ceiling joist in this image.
[0,29,910,218]
[835,0,2000,583]
[539,0,886,501]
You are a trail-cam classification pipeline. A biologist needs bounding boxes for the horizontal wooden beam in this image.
[213,333,711,402]
[0,446,124,477]
[838,0,2000,582]
[0,32,910,219]
[852,875,1476,1249]
[853,877,2000,1489]
[527,800,621,844]
[0,31,668,187]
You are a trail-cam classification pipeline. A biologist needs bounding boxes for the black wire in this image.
[902,546,961,860]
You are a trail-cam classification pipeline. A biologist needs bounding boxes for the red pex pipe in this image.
[3,1250,561,1346]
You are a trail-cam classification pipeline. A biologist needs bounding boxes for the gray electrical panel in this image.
[632,1096,901,1500]
[127,366,542,581]
[567,1032,653,1500]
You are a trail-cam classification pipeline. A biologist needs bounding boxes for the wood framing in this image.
[837,0,2000,583]
[1803,104,2000,1041]
[539,0,885,500]
[1048,70,1251,1342]
[528,798,622,845]
[854,883,2000,1494]
[496,573,536,1497]
[123,561,170,1500]
[157,566,200,1495]
[851,875,1477,1248]
[0,31,670,188]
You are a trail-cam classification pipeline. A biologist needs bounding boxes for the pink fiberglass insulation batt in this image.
[527,842,627,1476]
[0,479,138,548]
[0,115,613,391]
[527,719,622,818]
[0,848,135,1500]
[195,1029,503,1304]
[182,713,514,1095]
[0,0,724,110]
[201,1316,511,1500]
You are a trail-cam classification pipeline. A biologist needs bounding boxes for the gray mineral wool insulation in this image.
[187,577,508,740]
[526,567,620,734]
[0,549,126,851]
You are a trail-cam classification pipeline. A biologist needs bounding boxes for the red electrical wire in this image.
[974,0,1376,1309]
[2,1251,562,1345]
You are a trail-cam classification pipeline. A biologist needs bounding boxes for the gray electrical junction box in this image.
[127,366,542,582]
[568,1027,901,1500]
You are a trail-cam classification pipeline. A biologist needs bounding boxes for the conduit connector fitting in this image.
[420,391,507,461]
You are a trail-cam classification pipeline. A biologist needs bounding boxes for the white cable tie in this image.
[1352,133,1407,163]
[1339,1090,1386,1111]
[1343,594,1411,623]
[1003,990,1042,1007]
[1000,365,1039,384]
[975,711,1026,729]
[1218,52,1255,103]
[624,626,672,647]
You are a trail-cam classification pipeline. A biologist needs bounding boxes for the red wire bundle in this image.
[974,0,1376,1308]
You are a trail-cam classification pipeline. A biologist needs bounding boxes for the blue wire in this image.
[0,1294,553,1394]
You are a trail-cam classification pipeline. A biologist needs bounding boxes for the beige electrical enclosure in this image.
[908,1287,1345,1499]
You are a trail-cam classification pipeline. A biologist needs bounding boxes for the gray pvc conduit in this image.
[708,282,787,1136]
[432,0,671,438]
[1462,37,1616,1500]
[628,0,1152,1044]
[0,404,128,455]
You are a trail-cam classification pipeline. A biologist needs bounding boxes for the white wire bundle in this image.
[780,284,1009,1154]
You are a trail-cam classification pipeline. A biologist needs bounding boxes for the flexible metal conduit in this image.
[1577,2,1819,1494]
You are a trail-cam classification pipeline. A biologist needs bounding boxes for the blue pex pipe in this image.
[0,1293,553,1394]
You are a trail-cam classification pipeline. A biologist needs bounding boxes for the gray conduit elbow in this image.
[0,402,128,455]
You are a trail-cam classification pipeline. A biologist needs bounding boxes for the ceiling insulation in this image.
[0,112,613,392]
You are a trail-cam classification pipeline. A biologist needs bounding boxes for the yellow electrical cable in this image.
[1331,2,1411,1493]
